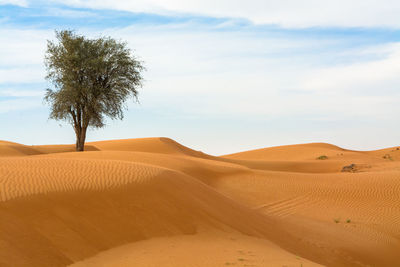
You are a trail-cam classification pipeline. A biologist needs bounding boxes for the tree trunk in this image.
[75,126,87,152]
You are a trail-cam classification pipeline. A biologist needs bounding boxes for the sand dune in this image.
[71,231,321,267]
[0,141,42,157]
[224,143,347,161]
[0,138,399,266]
[31,137,213,157]
[90,137,213,159]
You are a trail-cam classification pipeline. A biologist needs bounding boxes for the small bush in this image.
[334,218,340,223]
[317,155,328,160]
[383,154,393,161]
[346,219,351,223]
[341,164,357,173]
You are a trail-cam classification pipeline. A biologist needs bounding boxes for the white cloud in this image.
[47,0,400,28]
[0,67,45,83]
[0,29,52,85]
[0,89,44,97]
[0,0,27,6]
[301,43,400,95]
[0,29,51,67]
[44,7,97,18]
[0,98,42,113]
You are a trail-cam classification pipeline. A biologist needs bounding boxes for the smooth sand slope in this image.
[0,138,399,267]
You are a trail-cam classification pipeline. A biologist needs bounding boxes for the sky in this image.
[1,0,400,155]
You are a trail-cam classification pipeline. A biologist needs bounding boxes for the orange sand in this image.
[0,138,399,267]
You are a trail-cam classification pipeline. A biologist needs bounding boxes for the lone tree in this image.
[44,30,144,151]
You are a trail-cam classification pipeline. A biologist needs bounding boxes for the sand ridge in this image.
[71,231,322,267]
[0,137,399,267]
[0,141,42,157]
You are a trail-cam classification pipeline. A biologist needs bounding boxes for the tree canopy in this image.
[44,30,144,151]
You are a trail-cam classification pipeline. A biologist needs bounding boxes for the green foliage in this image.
[316,155,328,160]
[44,30,144,150]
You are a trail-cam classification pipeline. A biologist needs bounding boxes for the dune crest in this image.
[0,141,42,157]
[90,137,213,158]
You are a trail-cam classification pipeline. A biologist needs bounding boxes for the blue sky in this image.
[1,0,400,155]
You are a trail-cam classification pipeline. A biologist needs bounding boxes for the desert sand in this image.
[0,138,399,267]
